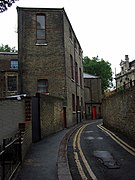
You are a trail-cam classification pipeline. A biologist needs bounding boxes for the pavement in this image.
[13,119,135,180]
[14,122,84,180]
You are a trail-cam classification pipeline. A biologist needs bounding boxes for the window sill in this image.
[38,92,49,95]
[7,90,17,93]
[72,111,76,114]
[36,43,48,46]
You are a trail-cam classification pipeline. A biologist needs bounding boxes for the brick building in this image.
[0,52,18,98]
[83,73,102,120]
[17,7,84,127]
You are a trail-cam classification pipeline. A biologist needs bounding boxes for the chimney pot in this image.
[125,55,129,61]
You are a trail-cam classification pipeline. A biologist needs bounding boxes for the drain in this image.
[94,151,120,169]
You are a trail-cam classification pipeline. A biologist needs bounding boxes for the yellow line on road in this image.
[77,124,97,180]
[74,151,88,180]
[73,125,88,180]
[98,124,135,152]
[97,124,135,156]
[73,122,98,180]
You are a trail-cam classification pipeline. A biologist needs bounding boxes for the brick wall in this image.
[0,99,25,143]
[39,94,64,137]
[21,121,32,160]
[84,78,102,103]
[18,8,65,98]
[0,53,18,71]
[0,53,18,98]
[63,11,84,126]
[102,86,135,141]
[17,7,84,127]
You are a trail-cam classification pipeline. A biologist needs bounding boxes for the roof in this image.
[83,73,99,79]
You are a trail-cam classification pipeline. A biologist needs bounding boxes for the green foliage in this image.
[83,56,113,91]
[0,44,17,52]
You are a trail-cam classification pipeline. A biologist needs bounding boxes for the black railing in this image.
[117,80,135,92]
[0,134,22,180]
[104,80,135,97]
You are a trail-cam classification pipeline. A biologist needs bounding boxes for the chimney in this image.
[125,55,129,61]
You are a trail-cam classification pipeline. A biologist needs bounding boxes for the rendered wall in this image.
[0,99,25,144]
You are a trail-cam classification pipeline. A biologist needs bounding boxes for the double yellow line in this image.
[73,122,97,180]
[72,121,135,180]
[97,124,135,156]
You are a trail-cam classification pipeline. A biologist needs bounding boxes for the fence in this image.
[0,134,22,180]
[104,80,135,98]
[117,79,135,91]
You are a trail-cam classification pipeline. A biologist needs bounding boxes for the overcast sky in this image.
[0,0,135,74]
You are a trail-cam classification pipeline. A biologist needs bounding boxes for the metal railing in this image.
[104,80,135,97]
[117,80,135,91]
[0,134,22,180]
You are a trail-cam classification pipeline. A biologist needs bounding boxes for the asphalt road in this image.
[67,119,135,180]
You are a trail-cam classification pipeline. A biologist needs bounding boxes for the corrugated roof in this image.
[83,73,99,79]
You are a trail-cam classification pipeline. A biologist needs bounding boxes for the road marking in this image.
[96,137,103,140]
[73,122,97,180]
[84,136,95,140]
[84,136,103,140]
[97,124,135,156]
[85,130,94,133]
[74,151,88,180]
[73,125,88,180]
[77,124,97,180]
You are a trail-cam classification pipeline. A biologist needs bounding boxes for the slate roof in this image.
[83,72,99,79]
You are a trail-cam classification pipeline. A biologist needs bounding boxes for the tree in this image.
[0,0,19,13]
[83,56,113,91]
[0,44,17,52]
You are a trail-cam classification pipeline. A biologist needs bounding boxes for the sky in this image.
[0,0,135,75]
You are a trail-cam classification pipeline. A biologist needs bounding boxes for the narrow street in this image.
[67,120,135,180]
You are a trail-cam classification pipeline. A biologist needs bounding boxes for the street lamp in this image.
[0,0,19,13]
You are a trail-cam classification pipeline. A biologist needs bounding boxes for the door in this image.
[92,106,96,120]
[63,107,67,128]
[32,96,41,143]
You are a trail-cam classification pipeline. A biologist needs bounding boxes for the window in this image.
[69,28,72,40]
[79,68,82,87]
[10,60,18,69]
[76,96,79,111]
[79,47,82,57]
[75,62,78,83]
[74,39,77,49]
[37,79,48,94]
[72,94,75,111]
[70,55,74,80]
[81,97,83,109]
[36,15,46,44]
[7,76,17,91]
